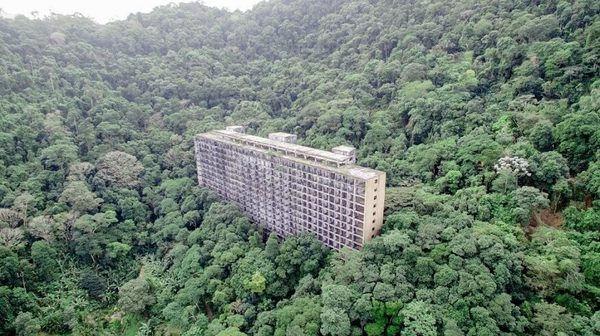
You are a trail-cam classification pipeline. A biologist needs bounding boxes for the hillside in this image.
[0,0,599,335]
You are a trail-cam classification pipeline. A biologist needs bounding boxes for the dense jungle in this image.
[0,0,599,335]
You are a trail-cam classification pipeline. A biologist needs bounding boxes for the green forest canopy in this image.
[0,0,599,335]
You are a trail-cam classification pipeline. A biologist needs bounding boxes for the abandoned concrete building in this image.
[194,126,386,250]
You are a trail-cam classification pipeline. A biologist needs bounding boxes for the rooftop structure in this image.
[225,125,246,133]
[194,127,386,250]
[332,145,357,164]
[268,132,297,144]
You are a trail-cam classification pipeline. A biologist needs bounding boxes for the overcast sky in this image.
[0,0,264,23]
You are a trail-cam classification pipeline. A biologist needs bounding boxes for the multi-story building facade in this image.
[194,127,386,250]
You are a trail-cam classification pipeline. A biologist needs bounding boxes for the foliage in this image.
[0,0,598,334]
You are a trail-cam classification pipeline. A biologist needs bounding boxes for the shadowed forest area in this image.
[0,0,599,334]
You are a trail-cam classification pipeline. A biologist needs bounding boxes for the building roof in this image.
[268,132,295,138]
[332,145,356,152]
[341,167,379,180]
[196,130,385,180]
[215,129,351,163]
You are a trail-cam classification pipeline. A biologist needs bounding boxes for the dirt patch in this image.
[537,209,564,228]
[526,209,564,237]
[584,193,593,209]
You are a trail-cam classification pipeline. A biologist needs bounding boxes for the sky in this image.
[0,0,264,23]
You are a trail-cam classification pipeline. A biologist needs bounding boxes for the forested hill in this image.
[1,0,599,335]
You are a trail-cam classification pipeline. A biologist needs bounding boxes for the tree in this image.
[528,120,554,151]
[401,301,437,336]
[579,156,600,197]
[320,284,355,335]
[67,162,95,181]
[0,209,22,228]
[118,277,156,315]
[79,272,107,299]
[320,308,351,336]
[26,216,57,242]
[40,142,78,171]
[435,170,462,194]
[0,246,20,285]
[30,241,59,281]
[532,151,569,191]
[512,187,549,225]
[96,151,144,188]
[265,297,321,336]
[493,156,531,192]
[12,193,34,220]
[265,234,279,259]
[555,108,600,172]
[247,271,266,294]
[227,101,271,131]
[531,302,573,336]
[0,228,24,250]
[59,181,102,213]
[216,327,248,336]
[13,312,40,336]
[525,227,584,297]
